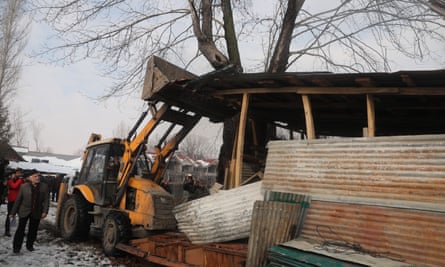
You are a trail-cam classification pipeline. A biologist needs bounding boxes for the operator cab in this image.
[77,139,151,206]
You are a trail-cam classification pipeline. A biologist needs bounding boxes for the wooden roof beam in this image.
[355,77,377,87]
[401,74,416,87]
[311,78,333,87]
[210,86,445,96]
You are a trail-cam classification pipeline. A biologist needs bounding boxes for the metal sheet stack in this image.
[262,134,445,266]
[173,181,263,244]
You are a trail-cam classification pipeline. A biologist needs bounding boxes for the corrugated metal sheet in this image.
[174,181,263,244]
[300,201,445,266]
[263,134,445,212]
[262,135,445,267]
[246,201,301,267]
[264,191,311,238]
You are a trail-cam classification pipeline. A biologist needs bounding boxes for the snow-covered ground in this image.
[0,202,147,267]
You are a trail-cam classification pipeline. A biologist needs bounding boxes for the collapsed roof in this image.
[142,56,445,137]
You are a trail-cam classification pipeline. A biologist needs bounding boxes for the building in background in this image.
[147,151,218,202]
[8,146,81,177]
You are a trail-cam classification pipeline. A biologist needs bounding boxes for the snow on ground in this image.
[0,202,147,267]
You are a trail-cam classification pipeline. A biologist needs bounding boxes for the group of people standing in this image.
[0,165,60,254]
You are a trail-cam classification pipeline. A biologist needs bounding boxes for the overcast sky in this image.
[14,20,222,155]
[12,4,445,156]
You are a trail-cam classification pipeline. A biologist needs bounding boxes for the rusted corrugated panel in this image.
[262,135,445,266]
[246,201,301,267]
[300,201,445,266]
[264,191,311,238]
[174,181,263,244]
[262,134,445,212]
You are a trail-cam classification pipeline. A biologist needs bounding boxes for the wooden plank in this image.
[366,94,375,137]
[227,130,238,189]
[401,74,416,87]
[301,94,315,140]
[210,86,445,96]
[355,77,376,87]
[234,93,249,187]
[310,78,333,87]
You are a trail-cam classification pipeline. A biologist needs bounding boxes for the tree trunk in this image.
[189,0,230,69]
[218,0,305,187]
[221,0,242,71]
[268,0,305,73]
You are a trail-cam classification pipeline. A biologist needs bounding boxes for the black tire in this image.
[59,194,92,241]
[102,211,131,256]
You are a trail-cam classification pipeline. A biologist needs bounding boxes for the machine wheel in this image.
[102,211,131,256]
[59,194,92,241]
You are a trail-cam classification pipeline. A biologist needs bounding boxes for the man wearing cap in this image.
[10,169,49,253]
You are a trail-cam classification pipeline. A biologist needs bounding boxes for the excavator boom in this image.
[113,102,201,206]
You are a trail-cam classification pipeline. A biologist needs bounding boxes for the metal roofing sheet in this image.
[262,134,445,212]
[173,181,263,244]
[300,201,445,267]
[246,201,301,267]
[261,134,445,266]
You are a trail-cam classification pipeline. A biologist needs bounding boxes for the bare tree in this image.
[31,0,444,95]
[112,120,131,139]
[0,0,28,143]
[31,121,44,152]
[0,101,11,143]
[429,0,445,16]
[31,0,445,184]
[180,134,218,160]
[9,107,27,146]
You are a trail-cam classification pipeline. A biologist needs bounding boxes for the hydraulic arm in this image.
[113,102,201,206]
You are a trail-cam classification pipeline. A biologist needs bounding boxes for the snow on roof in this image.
[7,154,82,176]
[8,161,78,176]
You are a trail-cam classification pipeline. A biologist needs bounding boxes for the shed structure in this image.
[142,56,445,266]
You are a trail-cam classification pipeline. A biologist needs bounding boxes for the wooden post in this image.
[366,94,375,137]
[234,93,250,187]
[228,132,238,189]
[301,94,315,140]
[250,119,259,158]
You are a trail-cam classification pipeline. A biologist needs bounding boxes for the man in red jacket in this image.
[4,168,24,236]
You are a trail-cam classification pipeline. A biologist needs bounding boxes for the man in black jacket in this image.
[10,169,49,253]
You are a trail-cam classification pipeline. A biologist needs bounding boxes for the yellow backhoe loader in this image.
[55,101,201,255]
